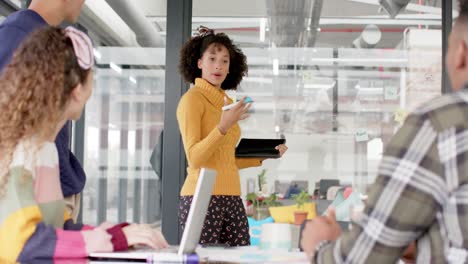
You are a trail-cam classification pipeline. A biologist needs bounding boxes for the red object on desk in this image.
[343,187,353,199]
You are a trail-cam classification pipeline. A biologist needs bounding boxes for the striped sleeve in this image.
[17,223,87,260]
[1,142,113,262]
[313,114,445,263]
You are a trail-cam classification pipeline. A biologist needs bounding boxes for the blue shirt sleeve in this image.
[55,122,87,197]
[0,25,29,72]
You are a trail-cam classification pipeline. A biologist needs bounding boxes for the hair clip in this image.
[197,25,214,38]
[64,26,94,70]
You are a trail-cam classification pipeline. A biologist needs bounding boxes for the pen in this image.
[222,97,253,111]
[222,102,238,111]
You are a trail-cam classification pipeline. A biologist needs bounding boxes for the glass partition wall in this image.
[0,0,453,243]
[63,0,455,239]
[81,49,166,225]
[79,0,167,225]
[188,0,446,202]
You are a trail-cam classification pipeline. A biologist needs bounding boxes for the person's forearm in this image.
[184,126,224,168]
[235,157,262,169]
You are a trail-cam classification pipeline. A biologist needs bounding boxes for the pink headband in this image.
[64,26,94,70]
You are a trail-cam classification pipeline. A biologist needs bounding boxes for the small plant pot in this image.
[294,211,308,225]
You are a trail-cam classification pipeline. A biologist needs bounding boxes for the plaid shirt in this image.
[313,89,468,264]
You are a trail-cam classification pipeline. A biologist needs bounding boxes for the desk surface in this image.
[198,246,308,263]
[20,246,309,264]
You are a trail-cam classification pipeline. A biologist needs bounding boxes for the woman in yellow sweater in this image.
[177,26,288,246]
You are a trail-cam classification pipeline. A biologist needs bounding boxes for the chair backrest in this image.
[319,179,340,198]
[326,186,342,200]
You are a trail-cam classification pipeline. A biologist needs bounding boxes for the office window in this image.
[80,0,167,225]
[191,0,451,200]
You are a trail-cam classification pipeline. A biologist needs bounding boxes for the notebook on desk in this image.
[89,168,216,262]
[235,138,286,158]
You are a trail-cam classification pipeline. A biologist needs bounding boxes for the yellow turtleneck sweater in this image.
[177,78,262,196]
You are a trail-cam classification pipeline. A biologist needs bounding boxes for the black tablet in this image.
[235,138,286,158]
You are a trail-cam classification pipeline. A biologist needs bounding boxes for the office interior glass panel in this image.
[189,0,449,201]
[80,1,167,226]
[0,0,456,232]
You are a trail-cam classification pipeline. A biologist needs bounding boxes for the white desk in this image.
[197,246,309,263]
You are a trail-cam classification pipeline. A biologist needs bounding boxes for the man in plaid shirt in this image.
[301,1,468,263]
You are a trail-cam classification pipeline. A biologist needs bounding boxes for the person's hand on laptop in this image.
[300,208,341,259]
[123,223,169,249]
[82,226,113,254]
[97,221,115,229]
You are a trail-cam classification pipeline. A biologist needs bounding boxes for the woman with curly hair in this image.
[177,26,288,246]
[0,26,168,262]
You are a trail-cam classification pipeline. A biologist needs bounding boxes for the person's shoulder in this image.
[10,140,58,170]
[179,86,205,105]
[0,9,45,32]
[414,92,467,115]
[177,87,207,117]
[37,141,59,167]
[38,141,59,156]
[411,91,468,131]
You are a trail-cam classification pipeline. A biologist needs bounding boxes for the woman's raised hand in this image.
[218,96,251,135]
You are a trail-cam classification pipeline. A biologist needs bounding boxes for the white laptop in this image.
[89,168,217,262]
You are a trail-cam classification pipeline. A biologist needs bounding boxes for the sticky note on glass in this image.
[394,108,409,124]
[355,129,369,142]
[384,86,398,100]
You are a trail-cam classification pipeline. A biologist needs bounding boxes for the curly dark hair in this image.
[179,32,248,90]
[0,26,90,198]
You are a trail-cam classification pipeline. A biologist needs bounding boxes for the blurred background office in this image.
[0,0,455,244]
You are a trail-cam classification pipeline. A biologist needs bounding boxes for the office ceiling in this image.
[79,0,453,136]
[79,0,457,49]
[0,0,459,49]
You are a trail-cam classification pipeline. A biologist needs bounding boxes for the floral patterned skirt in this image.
[179,195,250,246]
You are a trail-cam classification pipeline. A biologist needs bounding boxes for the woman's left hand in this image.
[123,224,169,249]
[275,144,288,157]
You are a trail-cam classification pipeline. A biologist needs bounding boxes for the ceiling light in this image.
[259,18,267,42]
[243,77,273,84]
[273,59,279,76]
[93,48,102,60]
[356,87,384,94]
[110,62,122,74]
[304,81,336,89]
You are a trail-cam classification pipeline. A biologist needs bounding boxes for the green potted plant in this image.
[292,190,310,225]
[264,193,281,207]
[257,169,267,194]
[246,192,281,220]
[245,169,280,220]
